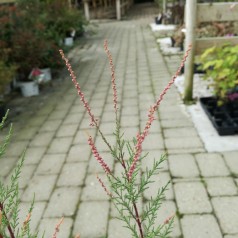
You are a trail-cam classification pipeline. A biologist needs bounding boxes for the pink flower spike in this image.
[59,49,97,127]
[96,174,113,198]
[127,45,192,181]
[163,214,175,224]
[52,217,64,238]
[88,136,112,175]
[104,40,118,112]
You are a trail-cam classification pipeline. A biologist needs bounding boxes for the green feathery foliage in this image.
[0,111,37,238]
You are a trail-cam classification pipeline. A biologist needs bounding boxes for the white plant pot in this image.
[40,68,52,83]
[20,81,39,97]
[64,37,74,46]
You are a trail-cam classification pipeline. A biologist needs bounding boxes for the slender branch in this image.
[0,202,15,238]
[133,202,143,238]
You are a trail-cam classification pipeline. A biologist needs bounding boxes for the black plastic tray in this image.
[200,97,238,136]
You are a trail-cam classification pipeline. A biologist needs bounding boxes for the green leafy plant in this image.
[0,112,37,238]
[200,44,238,105]
[60,41,192,238]
[0,62,17,95]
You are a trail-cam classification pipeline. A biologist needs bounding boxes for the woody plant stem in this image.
[0,202,15,238]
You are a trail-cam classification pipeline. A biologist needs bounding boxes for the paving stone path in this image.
[1,3,238,238]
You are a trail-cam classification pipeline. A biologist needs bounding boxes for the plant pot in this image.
[200,97,238,135]
[40,68,52,83]
[20,81,39,97]
[0,103,6,122]
[64,37,74,46]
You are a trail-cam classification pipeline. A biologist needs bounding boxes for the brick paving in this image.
[1,3,238,238]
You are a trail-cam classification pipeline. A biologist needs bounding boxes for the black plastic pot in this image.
[200,97,238,136]
[0,104,6,122]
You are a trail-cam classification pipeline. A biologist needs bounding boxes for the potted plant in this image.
[0,61,17,119]
[199,44,238,135]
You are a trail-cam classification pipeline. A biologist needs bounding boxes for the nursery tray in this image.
[200,97,238,136]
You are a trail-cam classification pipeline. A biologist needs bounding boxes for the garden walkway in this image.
[1,3,238,238]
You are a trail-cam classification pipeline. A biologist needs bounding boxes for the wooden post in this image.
[84,0,90,21]
[116,0,121,20]
[163,0,166,13]
[183,0,197,102]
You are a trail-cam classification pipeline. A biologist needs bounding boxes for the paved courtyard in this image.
[1,4,238,238]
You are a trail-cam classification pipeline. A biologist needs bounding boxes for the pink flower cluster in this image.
[88,136,111,175]
[104,39,118,112]
[96,174,113,198]
[59,50,97,127]
[127,44,192,180]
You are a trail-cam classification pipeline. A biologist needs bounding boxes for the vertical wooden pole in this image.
[84,0,90,21]
[116,0,121,20]
[163,0,166,13]
[183,0,197,102]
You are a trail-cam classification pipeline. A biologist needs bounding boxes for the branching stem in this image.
[0,202,15,238]
[133,202,144,238]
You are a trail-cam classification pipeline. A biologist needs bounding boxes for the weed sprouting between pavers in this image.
[59,41,192,238]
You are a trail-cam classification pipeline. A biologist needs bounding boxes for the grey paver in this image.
[181,215,222,238]
[121,115,139,127]
[143,172,174,200]
[168,154,200,178]
[95,134,116,152]
[39,119,62,132]
[164,127,198,138]
[174,182,212,214]
[56,124,78,137]
[120,127,139,141]
[24,146,47,164]
[165,137,203,151]
[108,218,131,238]
[212,197,238,234]
[73,128,97,144]
[141,150,168,172]
[67,144,91,162]
[121,106,138,116]
[63,113,83,125]
[205,177,238,196]
[57,162,87,186]
[30,132,55,147]
[73,201,109,238]
[38,218,73,238]
[18,164,36,189]
[22,175,57,201]
[36,154,66,175]
[48,110,68,120]
[161,119,193,128]
[0,157,18,177]
[48,137,73,154]
[223,151,238,175]
[81,173,110,201]
[142,133,164,150]
[196,153,230,177]
[15,126,39,140]
[44,187,81,217]
[28,116,47,126]
[88,152,115,174]
[150,200,181,237]
[5,141,29,157]
[99,122,117,135]
[18,202,46,232]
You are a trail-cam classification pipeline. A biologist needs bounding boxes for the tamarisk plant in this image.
[60,41,192,238]
[0,111,37,238]
[0,113,65,238]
